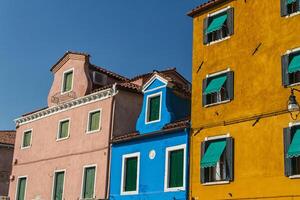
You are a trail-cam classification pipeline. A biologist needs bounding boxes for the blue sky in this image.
[0,0,204,130]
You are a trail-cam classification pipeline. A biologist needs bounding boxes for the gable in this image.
[143,75,168,92]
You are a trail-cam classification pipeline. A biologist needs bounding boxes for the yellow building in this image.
[188,0,300,199]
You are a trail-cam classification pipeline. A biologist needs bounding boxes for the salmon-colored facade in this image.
[9,52,143,200]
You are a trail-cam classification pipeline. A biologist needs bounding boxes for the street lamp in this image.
[288,88,300,120]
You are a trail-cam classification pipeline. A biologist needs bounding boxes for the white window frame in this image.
[80,164,97,199]
[284,48,300,87]
[145,92,162,124]
[86,109,102,134]
[56,118,71,141]
[15,175,28,200]
[120,152,140,196]
[164,144,186,192]
[51,169,66,200]
[61,68,74,94]
[21,129,33,149]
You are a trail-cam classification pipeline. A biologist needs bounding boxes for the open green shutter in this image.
[201,140,227,168]
[17,178,26,200]
[125,157,138,192]
[206,13,228,34]
[23,131,31,147]
[287,129,300,158]
[63,71,73,92]
[149,96,160,122]
[59,121,69,138]
[83,167,95,198]
[89,111,100,131]
[53,172,65,200]
[204,75,227,95]
[288,54,300,73]
[169,149,184,188]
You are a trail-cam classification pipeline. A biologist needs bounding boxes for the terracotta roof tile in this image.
[92,82,142,94]
[22,107,48,117]
[187,0,229,17]
[89,64,129,81]
[0,131,16,145]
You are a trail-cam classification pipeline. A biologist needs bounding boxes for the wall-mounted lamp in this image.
[288,88,300,120]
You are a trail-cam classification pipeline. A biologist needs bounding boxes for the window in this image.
[57,119,70,140]
[164,144,186,192]
[200,137,233,184]
[16,177,27,200]
[202,71,234,107]
[62,70,73,93]
[87,110,101,133]
[282,51,300,86]
[281,0,299,16]
[52,171,65,200]
[82,166,96,199]
[203,8,234,45]
[22,130,32,148]
[146,92,162,123]
[121,153,140,195]
[284,125,300,177]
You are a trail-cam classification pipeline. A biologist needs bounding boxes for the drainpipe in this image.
[104,84,117,200]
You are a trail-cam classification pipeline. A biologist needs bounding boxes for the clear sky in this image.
[0,0,205,130]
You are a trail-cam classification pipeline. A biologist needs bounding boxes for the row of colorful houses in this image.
[2,0,300,199]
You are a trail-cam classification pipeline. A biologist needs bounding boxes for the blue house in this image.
[109,70,191,200]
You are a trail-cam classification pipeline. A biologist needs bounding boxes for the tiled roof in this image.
[0,131,16,145]
[130,68,177,81]
[187,0,228,17]
[112,118,190,143]
[89,64,129,81]
[93,82,142,94]
[22,107,48,117]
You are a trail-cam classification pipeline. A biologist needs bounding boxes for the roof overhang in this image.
[187,0,230,17]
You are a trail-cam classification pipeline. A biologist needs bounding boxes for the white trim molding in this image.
[285,46,300,55]
[205,133,230,141]
[86,109,102,134]
[56,118,71,141]
[207,6,231,17]
[15,86,117,126]
[206,68,230,78]
[120,152,140,196]
[80,164,97,199]
[61,68,74,94]
[145,91,163,125]
[21,128,33,149]
[51,169,66,200]
[202,180,230,186]
[15,175,28,200]
[142,73,168,93]
[164,144,186,192]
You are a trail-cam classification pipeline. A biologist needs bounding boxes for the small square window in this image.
[22,130,32,148]
[146,93,161,123]
[87,110,101,133]
[57,120,70,140]
[62,70,73,93]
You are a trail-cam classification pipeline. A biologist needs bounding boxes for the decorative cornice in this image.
[15,86,117,126]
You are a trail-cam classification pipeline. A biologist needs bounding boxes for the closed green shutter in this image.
[63,71,73,92]
[59,120,69,139]
[23,131,31,147]
[53,172,65,200]
[148,96,160,122]
[89,111,100,131]
[203,17,209,45]
[284,127,292,177]
[227,8,234,36]
[125,157,138,192]
[83,167,96,198]
[169,149,184,188]
[17,177,26,200]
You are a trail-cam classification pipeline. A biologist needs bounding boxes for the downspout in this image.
[105,84,117,200]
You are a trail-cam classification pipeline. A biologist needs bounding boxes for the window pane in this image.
[23,131,31,147]
[53,172,65,200]
[59,121,69,139]
[63,71,73,92]
[169,149,184,188]
[89,111,100,131]
[125,157,138,192]
[83,167,95,198]
[148,96,160,122]
[17,178,26,200]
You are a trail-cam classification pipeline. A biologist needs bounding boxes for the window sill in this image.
[56,136,70,142]
[206,36,231,46]
[289,175,300,179]
[21,145,31,150]
[86,128,101,134]
[164,186,185,192]
[287,82,300,88]
[285,11,300,18]
[204,99,231,108]
[120,191,139,196]
[202,180,230,186]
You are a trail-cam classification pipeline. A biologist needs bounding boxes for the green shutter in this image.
[59,121,69,139]
[169,149,184,188]
[148,96,160,122]
[287,128,300,158]
[23,131,31,147]
[83,167,96,198]
[89,111,100,131]
[17,178,26,200]
[204,75,227,95]
[206,13,228,34]
[201,140,227,168]
[125,157,138,192]
[288,54,300,73]
[63,71,73,92]
[53,172,65,200]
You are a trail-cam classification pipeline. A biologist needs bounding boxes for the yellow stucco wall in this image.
[190,0,300,199]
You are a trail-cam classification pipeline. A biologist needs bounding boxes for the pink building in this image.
[0,130,15,199]
[9,52,143,200]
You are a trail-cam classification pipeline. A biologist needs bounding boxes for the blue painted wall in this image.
[109,129,189,200]
[136,78,190,134]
